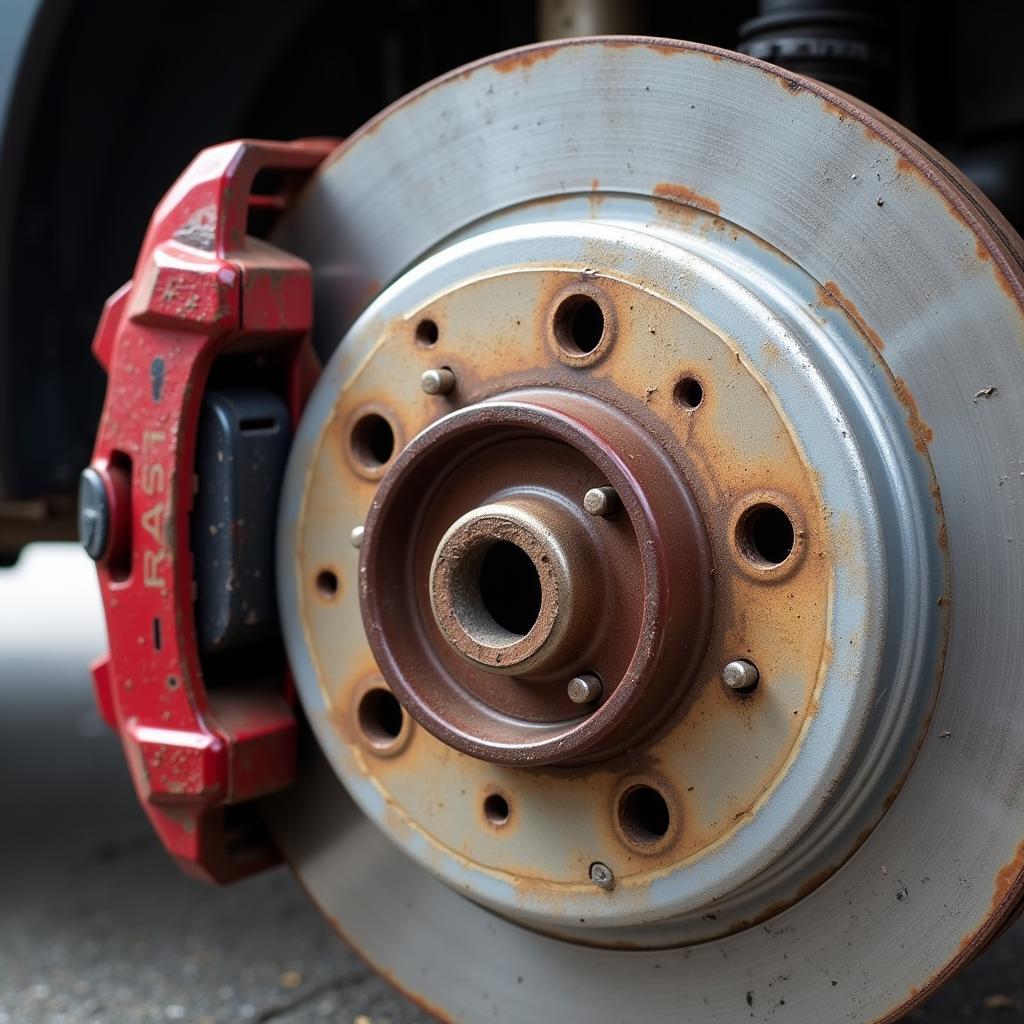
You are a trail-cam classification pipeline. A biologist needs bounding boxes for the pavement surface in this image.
[0,544,1022,1024]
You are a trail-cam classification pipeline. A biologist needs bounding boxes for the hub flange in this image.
[360,389,713,765]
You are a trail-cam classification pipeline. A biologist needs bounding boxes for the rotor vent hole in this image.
[619,785,671,846]
[738,503,795,567]
[478,541,542,637]
[351,413,395,469]
[316,569,339,599]
[415,318,439,346]
[483,793,510,827]
[358,688,405,747]
[554,295,605,355]
[674,377,704,409]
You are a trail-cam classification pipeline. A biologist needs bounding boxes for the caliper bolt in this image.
[583,485,621,517]
[590,862,615,891]
[78,467,112,562]
[421,367,457,396]
[568,673,603,705]
[722,659,760,692]
[350,525,365,549]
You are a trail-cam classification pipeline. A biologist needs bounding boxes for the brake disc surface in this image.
[266,38,1024,1023]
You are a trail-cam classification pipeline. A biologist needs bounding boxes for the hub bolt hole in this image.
[554,294,606,355]
[351,413,396,469]
[618,784,671,846]
[316,569,339,599]
[674,377,704,409]
[737,503,795,567]
[478,541,542,638]
[358,687,405,748]
[415,318,439,346]
[483,792,510,826]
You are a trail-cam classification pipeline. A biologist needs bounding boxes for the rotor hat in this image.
[359,391,713,766]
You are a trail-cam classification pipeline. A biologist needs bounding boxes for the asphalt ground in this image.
[1,545,1022,1024]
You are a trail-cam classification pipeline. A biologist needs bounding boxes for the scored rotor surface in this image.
[268,37,1024,1024]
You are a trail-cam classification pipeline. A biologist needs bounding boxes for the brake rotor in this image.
[266,38,1024,1022]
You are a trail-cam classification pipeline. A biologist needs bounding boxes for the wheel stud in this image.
[568,673,603,705]
[421,367,457,396]
[583,485,620,517]
[722,659,759,692]
[590,861,615,891]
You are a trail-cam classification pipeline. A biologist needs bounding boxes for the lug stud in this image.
[583,485,620,518]
[421,367,457,396]
[350,525,365,549]
[568,673,603,705]
[722,659,760,692]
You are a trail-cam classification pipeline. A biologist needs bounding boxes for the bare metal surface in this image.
[271,37,1024,1024]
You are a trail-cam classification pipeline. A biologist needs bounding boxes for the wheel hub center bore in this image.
[429,499,577,673]
[359,390,713,766]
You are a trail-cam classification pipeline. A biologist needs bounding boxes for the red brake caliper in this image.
[83,139,334,882]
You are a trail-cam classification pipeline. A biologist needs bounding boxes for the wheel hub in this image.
[362,385,712,765]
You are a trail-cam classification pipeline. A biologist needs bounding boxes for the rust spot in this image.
[596,39,683,59]
[896,156,914,175]
[492,46,561,75]
[892,376,935,453]
[879,837,1024,1023]
[993,839,1024,912]
[653,182,721,217]
[816,280,886,352]
[975,237,993,262]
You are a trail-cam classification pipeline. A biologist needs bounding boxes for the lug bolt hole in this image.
[618,784,671,846]
[483,792,510,827]
[350,413,396,469]
[358,687,405,748]
[736,503,795,567]
[415,318,439,346]
[316,569,339,599]
[674,376,704,409]
[554,294,606,355]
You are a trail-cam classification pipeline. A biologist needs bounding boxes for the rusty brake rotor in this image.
[267,37,1024,1023]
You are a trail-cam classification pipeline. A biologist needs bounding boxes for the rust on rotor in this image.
[294,259,832,911]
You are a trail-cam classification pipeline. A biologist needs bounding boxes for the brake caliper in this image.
[81,139,334,881]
